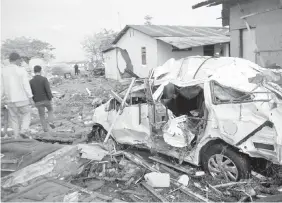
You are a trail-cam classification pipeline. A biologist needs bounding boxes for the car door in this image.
[208,80,269,145]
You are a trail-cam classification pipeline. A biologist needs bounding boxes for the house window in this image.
[141,47,146,65]
[203,45,215,56]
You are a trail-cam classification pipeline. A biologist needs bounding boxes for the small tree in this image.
[1,37,55,63]
[144,15,153,25]
[81,29,117,68]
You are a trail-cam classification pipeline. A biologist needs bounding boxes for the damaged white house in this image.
[103,25,230,80]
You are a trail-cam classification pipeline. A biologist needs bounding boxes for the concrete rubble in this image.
[1,57,282,202]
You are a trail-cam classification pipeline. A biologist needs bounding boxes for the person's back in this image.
[30,65,54,132]
[2,64,32,105]
[1,52,33,139]
[30,75,52,102]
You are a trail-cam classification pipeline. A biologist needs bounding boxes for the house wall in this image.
[157,40,204,66]
[229,0,282,66]
[116,28,158,78]
[104,49,121,80]
[157,40,230,66]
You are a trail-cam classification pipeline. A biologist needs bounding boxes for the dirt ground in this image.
[2,74,282,202]
[29,75,125,142]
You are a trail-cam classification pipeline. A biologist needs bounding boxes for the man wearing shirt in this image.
[1,52,33,138]
[29,65,55,132]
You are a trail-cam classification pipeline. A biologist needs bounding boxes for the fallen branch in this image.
[141,182,167,202]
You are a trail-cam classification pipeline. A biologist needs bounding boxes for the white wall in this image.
[157,40,204,66]
[229,0,282,66]
[116,28,158,78]
[104,49,121,80]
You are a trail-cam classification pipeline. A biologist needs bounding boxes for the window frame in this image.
[141,47,147,65]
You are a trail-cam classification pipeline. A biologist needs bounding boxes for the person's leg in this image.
[7,105,20,138]
[35,102,48,132]
[18,105,31,136]
[45,100,55,128]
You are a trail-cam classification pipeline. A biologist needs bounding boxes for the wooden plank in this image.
[110,90,129,107]
[104,78,136,143]
[159,164,180,178]
[172,180,212,202]
[213,181,248,189]
[123,152,157,172]
[141,182,167,202]
[149,156,193,175]
[1,159,18,164]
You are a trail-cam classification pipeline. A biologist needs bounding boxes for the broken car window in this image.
[211,81,253,104]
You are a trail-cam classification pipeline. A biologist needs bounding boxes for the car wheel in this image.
[201,143,251,181]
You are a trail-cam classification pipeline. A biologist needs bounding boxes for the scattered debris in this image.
[144,172,170,188]
[78,144,108,161]
[178,174,189,186]
[149,156,193,175]
[213,181,249,189]
[195,171,205,176]
[63,191,79,202]
[141,182,168,202]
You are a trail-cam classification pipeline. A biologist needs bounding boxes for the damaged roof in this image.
[192,0,247,9]
[192,0,250,26]
[156,36,230,49]
[112,25,229,49]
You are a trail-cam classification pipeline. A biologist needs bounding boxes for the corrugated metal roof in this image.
[156,36,230,49]
[112,25,229,45]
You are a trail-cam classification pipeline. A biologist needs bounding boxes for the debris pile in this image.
[28,76,124,143]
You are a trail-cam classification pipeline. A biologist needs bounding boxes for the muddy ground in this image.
[2,75,282,202]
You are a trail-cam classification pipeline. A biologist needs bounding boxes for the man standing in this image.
[1,52,33,138]
[29,65,55,132]
[74,64,79,75]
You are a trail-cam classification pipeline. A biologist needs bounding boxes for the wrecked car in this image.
[89,56,282,181]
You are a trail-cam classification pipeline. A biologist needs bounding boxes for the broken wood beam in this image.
[213,181,248,189]
[172,180,212,203]
[149,156,193,175]
[104,78,136,143]
[128,194,139,202]
[141,182,167,202]
[122,152,157,172]
[159,164,180,178]
[110,90,129,107]
[119,190,147,197]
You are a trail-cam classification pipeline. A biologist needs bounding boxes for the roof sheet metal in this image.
[129,25,229,37]
[156,36,230,49]
[112,25,229,44]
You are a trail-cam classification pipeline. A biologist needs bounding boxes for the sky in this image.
[1,0,222,62]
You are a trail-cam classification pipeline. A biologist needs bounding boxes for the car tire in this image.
[201,143,251,181]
